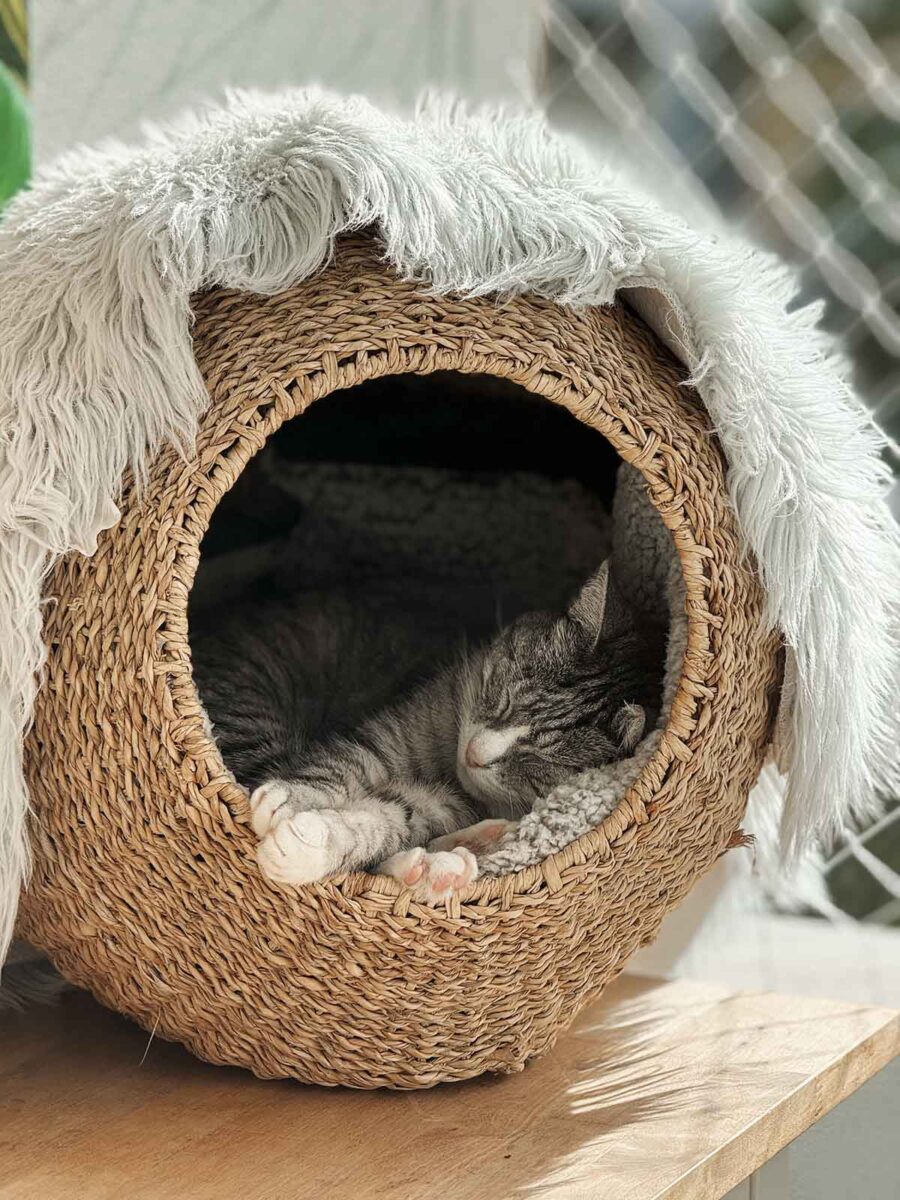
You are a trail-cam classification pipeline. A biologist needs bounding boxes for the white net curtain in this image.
[539,0,899,926]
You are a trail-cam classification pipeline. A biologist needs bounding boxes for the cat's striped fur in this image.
[192,562,659,903]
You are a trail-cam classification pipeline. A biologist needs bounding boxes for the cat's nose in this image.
[464,726,529,769]
[465,736,486,769]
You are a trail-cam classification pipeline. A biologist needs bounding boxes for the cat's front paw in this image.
[249,780,294,837]
[249,778,329,837]
[257,810,342,886]
[378,846,478,905]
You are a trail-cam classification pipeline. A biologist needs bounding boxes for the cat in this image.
[191,561,659,904]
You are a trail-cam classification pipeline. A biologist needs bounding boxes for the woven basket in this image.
[19,236,781,1088]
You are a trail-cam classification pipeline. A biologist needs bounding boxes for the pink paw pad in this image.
[401,861,426,886]
[378,846,478,905]
[428,871,457,893]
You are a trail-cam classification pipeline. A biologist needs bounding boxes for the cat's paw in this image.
[249,780,297,837]
[378,846,478,905]
[249,779,323,837]
[428,818,517,854]
[256,810,342,886]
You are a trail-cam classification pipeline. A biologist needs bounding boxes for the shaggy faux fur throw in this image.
[1,90,898,968]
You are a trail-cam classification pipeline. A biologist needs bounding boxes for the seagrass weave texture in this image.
[19,237,781,1088]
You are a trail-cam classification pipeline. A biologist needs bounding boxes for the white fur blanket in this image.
[1,90,898,968]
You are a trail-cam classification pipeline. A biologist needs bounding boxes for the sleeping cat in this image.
[192,561,658,904]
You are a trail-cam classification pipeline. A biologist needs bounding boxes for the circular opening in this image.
[187,369,668,882]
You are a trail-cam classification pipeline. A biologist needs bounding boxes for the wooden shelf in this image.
[0,975,896,1200]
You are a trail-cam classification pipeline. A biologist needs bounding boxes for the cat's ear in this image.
[569,561,628,643]
[614,702,646,752]
[619,700,643,748]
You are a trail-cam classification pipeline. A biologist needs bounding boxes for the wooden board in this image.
[0,975,896,1200]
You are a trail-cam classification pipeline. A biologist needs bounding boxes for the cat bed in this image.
[19,236,781,1085]
[3,93,898,1088]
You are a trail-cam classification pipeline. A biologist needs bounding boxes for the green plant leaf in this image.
[0,60,29,207]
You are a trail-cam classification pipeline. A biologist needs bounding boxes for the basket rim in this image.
[167,312,714,911]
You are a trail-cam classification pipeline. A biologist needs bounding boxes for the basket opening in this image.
[188,367,666,841]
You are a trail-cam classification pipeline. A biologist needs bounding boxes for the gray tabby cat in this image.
[192,561,658,904]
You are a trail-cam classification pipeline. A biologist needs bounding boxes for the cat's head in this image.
[456,561,654,815]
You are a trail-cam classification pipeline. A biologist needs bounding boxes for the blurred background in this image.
[2,0,898,985]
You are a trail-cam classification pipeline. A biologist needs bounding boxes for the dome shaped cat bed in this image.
[18,236,782,1087]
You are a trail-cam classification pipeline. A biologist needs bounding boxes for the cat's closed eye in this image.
[488,693,515,723]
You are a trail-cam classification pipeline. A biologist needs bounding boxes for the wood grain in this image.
[0,975,896,1200]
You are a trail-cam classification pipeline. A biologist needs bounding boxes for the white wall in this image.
[31,0,542,160]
